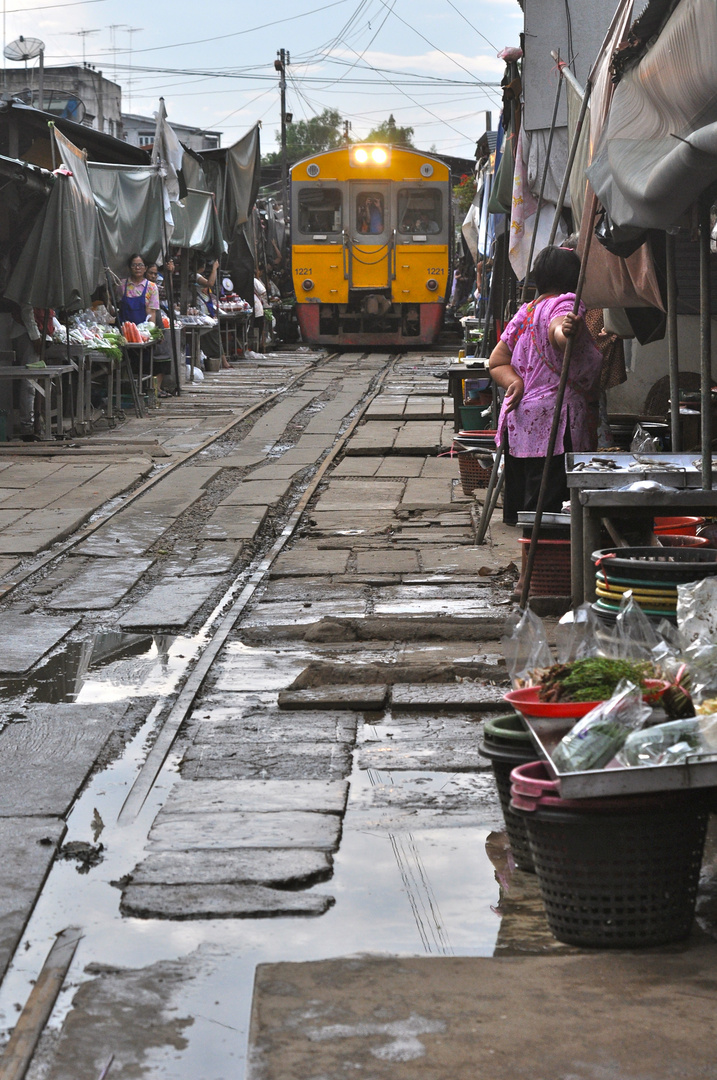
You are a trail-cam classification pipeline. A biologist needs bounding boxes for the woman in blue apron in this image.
[119,254,160,327]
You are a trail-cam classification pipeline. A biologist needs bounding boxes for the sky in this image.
[0,0,522,158]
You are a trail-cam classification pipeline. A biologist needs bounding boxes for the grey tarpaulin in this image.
[170,189,225,260]
[180,148,208,194]
[201,125,261,239]
[200,125,261,305]
[587,0,717,231]
[151,98,184,212]
[87,162,164,276]
[5,127,103,309]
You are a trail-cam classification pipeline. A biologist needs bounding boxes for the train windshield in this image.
[397,188,442,234]
[297,188,343,234]
[356,191,385,235]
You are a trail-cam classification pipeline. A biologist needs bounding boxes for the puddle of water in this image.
[0,631,208,709]
[0,750,503,1078]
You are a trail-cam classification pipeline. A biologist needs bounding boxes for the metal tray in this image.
[566,452,702,490]
[517,511,571,526]
[522,713,717,798]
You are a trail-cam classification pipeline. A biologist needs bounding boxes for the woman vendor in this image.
[489,245,602,528]
[119,254,161,328]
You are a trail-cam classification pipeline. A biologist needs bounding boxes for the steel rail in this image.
[118,354,398,822]
[0,355,332,602]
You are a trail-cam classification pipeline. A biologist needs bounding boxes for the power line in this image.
[314,0,397,89]
[104,61,497,89]
[5,0,107,11]
[371,0,500,98]
[444,0,498,52]
[335,38,478,139]
[99,0,354,58]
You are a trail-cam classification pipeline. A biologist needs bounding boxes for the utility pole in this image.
[343,119,351,144]
[274,48,290,213]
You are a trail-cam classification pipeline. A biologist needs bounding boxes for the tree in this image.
[263,108,344,164]
[365,114,414,147]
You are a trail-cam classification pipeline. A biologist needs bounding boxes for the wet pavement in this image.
[0,347,713,1079]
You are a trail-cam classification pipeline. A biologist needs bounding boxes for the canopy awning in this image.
[587,0,717,230]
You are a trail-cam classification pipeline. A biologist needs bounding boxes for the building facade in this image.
[1,65,122,137]
[121,113,221,152]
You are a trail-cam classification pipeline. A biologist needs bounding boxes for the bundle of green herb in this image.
[538,658,655,703]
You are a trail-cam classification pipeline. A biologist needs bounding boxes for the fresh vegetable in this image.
[551,682,651,772]
[618,718,703,767]
[661,666,695,719]
[537,657,655,703]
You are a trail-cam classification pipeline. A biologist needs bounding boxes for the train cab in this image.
[290,145,452,347]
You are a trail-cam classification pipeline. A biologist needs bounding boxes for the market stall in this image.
[493,596,717,948]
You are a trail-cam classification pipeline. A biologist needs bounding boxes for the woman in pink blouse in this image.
[489,245,602,527]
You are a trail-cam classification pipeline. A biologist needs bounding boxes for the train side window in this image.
[398,189,442,234]
[356,192,385,234]
[298,189,343,234]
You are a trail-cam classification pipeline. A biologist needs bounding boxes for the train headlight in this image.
[302,278,315,292]
[426,278,439,292]
[351,145,390,166]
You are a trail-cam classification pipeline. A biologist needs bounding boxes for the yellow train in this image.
[290,144,452,347]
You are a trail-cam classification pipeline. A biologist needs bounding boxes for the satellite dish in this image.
[4,36,45,62]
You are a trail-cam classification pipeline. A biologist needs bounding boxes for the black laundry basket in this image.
[480,714,538,873]
[513,782,711,948]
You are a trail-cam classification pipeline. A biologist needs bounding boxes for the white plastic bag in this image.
[502,608,553,687]
[551,681,651,773]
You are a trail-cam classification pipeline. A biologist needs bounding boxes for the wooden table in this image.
[218,311,250,359]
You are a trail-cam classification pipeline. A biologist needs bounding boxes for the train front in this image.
[290,145,451,347]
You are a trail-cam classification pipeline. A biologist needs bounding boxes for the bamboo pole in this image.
[666,232,680,451]
[699,196,712,491]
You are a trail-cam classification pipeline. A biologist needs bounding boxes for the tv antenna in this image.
[125,27,142,112]
[108,24,127,83]
[73,28,99,66]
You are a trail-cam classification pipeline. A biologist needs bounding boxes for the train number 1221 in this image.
[294,268,312,276]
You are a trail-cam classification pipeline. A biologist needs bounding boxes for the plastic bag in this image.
[677,577,717,647]
[551,681,651,773]
[615,594,663,660]
[630,423,661,454]
[618,715,717,767]
[555,603,604,663]
[502,608,553,687]
[676,579,717,703]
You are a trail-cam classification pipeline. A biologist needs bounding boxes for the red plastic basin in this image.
[654,516,704,537]
[504,680,668,719]
[509,760,698,813]
[656,533,708,548]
